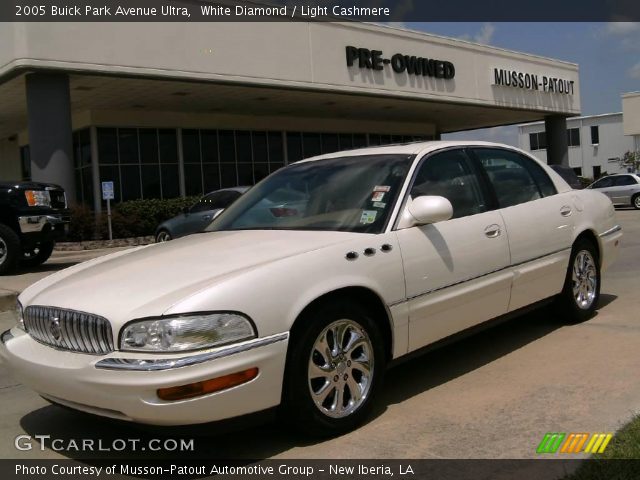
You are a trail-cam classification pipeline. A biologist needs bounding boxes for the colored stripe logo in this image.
[537,432,612,454]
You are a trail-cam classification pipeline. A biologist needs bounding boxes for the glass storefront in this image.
[56,127,431,206]
[181,129,285,196]
[96,127,180,203]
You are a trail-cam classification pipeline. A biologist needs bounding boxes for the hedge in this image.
[67,196,200,241]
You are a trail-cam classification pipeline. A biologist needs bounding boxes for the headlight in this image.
[24,190,51,207]
[14,301,25,331]
[120,312,256,352]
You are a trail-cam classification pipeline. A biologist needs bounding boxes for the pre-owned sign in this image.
[346,46,455,79]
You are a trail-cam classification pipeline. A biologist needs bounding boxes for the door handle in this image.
[203,215,212,221]
[484,224,501,238]
[560,205,572,217]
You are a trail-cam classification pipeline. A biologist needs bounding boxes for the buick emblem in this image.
[49,317,61,341]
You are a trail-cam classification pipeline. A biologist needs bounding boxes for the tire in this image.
[555,238,600,323]
[21,240,55,268]
[632,194,640,210]
[0,223,21,275]
[281,301,386,437]
[155,230,172,242]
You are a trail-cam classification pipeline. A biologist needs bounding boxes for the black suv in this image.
[0,181,70,275]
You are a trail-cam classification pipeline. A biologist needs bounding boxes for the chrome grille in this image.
[24,306,114,355]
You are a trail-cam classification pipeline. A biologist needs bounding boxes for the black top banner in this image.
[2,0,640,22]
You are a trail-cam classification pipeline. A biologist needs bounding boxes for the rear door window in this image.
[472,148,557,208]
[612,175,637,186]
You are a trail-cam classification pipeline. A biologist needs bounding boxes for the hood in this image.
[20,229,360,325]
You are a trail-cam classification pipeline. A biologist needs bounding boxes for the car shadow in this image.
[18,297,618,462]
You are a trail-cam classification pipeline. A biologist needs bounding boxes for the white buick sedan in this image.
[0,142,622,436]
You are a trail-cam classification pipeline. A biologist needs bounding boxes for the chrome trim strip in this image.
[599,225,622,238]
[1,329,14,345]
[94,332,289,371]
[387,247,571,306]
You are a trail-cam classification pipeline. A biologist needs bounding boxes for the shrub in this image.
[67,205,98,241]
[68,196,200,241]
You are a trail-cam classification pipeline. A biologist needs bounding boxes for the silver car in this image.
[588,174,640,209]
[155,187,249,242]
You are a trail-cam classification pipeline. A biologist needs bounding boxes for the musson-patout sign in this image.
[493,68,575,94]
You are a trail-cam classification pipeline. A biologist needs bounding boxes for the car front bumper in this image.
[18,214,69,234]
[0,328,288,426]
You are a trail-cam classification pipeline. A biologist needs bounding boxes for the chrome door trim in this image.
[599,225,622,238]
[387,246,571,306]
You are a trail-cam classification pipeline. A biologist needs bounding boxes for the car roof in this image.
[203,186,250,196]
[294,141,531,163]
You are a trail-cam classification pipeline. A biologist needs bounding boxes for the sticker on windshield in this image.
[371,191,386,202]
[360,210,377,224]
[373,201,386,209]
[373,185,391,192]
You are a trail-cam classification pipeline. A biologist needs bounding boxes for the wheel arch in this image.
[289,286,395,363]
[573,228,601,263]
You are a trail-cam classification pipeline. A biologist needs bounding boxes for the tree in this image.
[619,150,640,173]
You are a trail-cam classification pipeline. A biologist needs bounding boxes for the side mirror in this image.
[398,195,453,229]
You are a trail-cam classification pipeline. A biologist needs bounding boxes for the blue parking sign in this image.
[101,181,115,200]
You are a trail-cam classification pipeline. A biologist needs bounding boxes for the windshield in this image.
[207,154,413,234]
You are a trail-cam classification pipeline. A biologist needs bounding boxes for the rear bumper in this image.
[598,225,622,272]
[0,328,289,426]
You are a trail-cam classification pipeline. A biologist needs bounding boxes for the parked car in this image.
[587,173,640,209]
[155,187,249,242]
[0,181,69,275]
[1,142,621,436]
[549,165,583,190]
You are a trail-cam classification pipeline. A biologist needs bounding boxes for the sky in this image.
[398,22,640,146]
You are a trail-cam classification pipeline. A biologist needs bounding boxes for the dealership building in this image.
[0,20,582,210]
[517,111,637,178]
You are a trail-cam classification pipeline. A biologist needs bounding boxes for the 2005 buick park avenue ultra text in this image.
[0,141,621,436]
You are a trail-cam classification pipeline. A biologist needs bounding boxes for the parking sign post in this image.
[101,181,114,241]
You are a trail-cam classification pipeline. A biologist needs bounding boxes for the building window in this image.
[590,125,600,145]
[567,128,580,147]
[529,132,547,151]
[572,167,582,176]
[72,129,93,205]
[97,127,180,202]
[182,129,285,195]
[593,166,601,178]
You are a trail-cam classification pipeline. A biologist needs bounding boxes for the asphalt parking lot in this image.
[0,210,638,460]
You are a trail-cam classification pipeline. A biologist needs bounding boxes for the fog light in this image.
[157,368,259,401]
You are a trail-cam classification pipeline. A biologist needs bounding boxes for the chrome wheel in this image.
[572,250,597,310]
[634,195,640,209]
[0,238,6,265]
[307,319,374,419]
[156,231,171,242]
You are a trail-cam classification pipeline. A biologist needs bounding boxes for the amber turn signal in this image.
[157,367,259,401]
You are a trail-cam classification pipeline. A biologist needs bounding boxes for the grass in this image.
[562,415,640,479]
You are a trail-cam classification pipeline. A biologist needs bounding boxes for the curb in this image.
[55,236,154,251]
